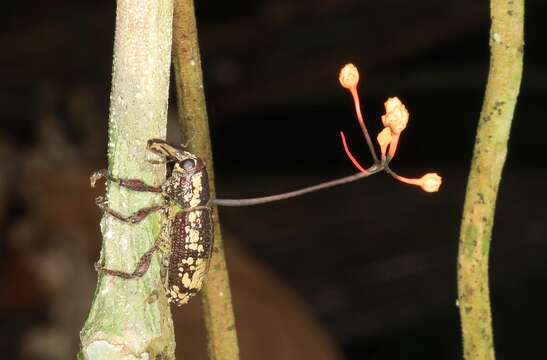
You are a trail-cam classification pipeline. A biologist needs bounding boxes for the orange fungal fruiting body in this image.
[419,173,442,193]
[381,97,409,134]
[339,63,359,90]
[376,127,392,158]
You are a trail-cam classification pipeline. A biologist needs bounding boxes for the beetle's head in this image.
[147,139,203,174]
[147,139,185,160]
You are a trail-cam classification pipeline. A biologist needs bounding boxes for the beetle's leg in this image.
[91,169,162,193]
[95,196,167,224]
[95,242,160,279]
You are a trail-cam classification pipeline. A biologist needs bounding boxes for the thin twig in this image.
[457,1,524,359]
[172,1,240,359]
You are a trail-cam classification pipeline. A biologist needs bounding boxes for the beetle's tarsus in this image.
[95,196,107,208]
[90,169,163,193]
[90,169,109,188]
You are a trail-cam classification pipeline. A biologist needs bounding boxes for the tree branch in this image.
[457,1,524,359]
[172,1,241,359]
[79,0,175,358]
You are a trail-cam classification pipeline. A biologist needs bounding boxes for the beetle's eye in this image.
[180,159,196,170]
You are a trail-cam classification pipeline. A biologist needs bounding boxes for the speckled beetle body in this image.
[161,159,213,305]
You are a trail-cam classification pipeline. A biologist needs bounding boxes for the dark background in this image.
[1,1,545,359]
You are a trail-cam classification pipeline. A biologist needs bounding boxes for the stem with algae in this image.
[79,0,175,359]
[457,1,524,359]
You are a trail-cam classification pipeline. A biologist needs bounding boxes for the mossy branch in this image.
[172,0,241,359]
[457,1,524,359]
[79,0,176,358]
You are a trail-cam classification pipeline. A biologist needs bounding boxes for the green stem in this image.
[172,1,241,359]
[457,1,524,359]
[79,0,175,358]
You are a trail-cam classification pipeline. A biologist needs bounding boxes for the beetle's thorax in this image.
[162,166,210,208]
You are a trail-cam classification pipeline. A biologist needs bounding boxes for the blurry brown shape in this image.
[11,119,100,359]
[0,257,45,311]
[175,241,342,360]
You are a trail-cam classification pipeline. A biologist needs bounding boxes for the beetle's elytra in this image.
[162,149,213,305]
[92,139,213,306]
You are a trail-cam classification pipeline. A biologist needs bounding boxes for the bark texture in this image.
[79,0,176,358]
[457,1,524,359]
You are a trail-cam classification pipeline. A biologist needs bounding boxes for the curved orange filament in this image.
[340,131,368,174]
[350,88,365,133]
[391,173,421,186]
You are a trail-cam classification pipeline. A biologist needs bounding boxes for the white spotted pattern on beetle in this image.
[161,152,213,306]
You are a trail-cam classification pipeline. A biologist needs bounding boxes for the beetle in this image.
[91,138,381,306]
[92,139,214,306]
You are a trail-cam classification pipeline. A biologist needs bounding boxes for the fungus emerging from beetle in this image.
[92,63,442,307]
[337,63,442,192]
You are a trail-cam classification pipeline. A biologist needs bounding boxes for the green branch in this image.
[457,1,524,359]
[172,0,241,359]
[79,0,175,358]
